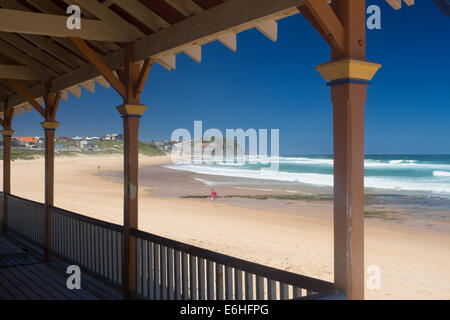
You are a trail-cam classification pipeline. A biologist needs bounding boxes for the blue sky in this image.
[12,1,450,155]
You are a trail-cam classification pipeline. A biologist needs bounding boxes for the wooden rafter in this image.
[4,78,45,117]
[164,0,204,16]
[303,0,345,54]
[298,5,332,47]
[0,38,56,78]
[135,58,153,99]
[43,90,62,121]
[70,37,127,100]
[139,0,186,24]
[113,0,171,31]
[0,32,71,74]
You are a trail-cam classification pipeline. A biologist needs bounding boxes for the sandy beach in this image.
[1,154,449,299]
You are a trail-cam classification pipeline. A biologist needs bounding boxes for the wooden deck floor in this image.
[0,234,122,300]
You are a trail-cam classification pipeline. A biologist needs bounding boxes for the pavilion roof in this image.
[0,0,414,117]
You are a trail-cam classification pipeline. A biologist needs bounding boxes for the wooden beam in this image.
[0,65,47,81]
[304,0,345,54]
[0,8,131,42]
[298,5,332,47]
[65,0,144,40]
[4,78,45,117]
[70,37,127,100]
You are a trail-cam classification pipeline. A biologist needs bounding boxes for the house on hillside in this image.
[13,137,39,149]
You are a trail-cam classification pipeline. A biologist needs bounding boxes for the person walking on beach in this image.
[210,188,217,207]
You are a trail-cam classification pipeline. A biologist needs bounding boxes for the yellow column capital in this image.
[316,58,382,83]
[116,104,148,116]
[40,121,60,129]
[1,129,15,136]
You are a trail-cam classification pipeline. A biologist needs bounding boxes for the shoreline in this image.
[102,163,450,234]
[1,154,449,299]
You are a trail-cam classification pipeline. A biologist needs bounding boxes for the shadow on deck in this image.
[0,234,121,300]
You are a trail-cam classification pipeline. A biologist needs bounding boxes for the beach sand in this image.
[1,154,449,299]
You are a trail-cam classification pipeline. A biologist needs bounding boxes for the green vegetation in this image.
[3,140,165,160]
[10,149,44,160]
[364,210,409,220]
[138,141,166,156]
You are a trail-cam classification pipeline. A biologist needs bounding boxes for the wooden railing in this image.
[50,206,123,288]
[7,194,46,247]
[1,192,336,300]
[131,229,335,300]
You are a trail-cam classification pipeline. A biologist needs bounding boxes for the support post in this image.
[1,128,14,235]
[117,104,146,299]
[313,0,381,299]
[41,121,59,258]
[41,91,61,259]
[70,38,152,299]
[1,105,14,235]
[3,79,61,256]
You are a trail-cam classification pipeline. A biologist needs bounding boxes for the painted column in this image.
[117,104,147,299]
[41,121,59,259]
[1,129,14,235]
[315,0,381,299]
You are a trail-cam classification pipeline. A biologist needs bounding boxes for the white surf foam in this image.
[166,164,450,195]
[433,171,450,177]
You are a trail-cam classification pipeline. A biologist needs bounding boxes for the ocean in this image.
[165,154,450,198]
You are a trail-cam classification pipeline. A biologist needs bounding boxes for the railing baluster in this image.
[293,287,302,298]
[142,239,148,298]
[174,250,181,300]
[190,255,197,300]
[198,258,205,300]
[112,230,117,283]
[136,238,142,296]
[168,247,174,300]
[268,280,277,300]
[108,229,113,281]
[154,243,160,300]
[102,228,107,278]
[89,223,94,272]
[225,266,233,300]
[160,245,167,300]
[148,241,154,300]
[235,269,243,300]
[280,283,289,300]
[216,263,224,300]
[245,272,254,300]
[256,276,264,300]
[182,252,189,300]
[207,260,214,300]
